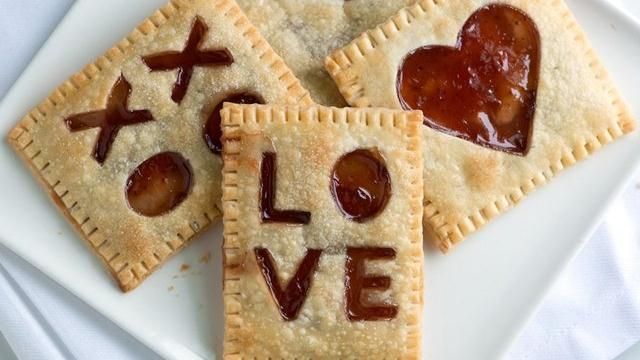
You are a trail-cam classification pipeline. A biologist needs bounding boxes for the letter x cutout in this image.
[65,75,154,165]
[142,16,234,104]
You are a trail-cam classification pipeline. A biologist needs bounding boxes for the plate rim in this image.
[496,0,640,356]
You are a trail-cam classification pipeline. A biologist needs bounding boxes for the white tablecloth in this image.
[0,0,639,359]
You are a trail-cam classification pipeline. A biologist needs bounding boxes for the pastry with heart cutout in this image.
[6,0,312,291]
[326,0,635,251]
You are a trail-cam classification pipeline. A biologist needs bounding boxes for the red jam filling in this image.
[142,16,234,104]
[125,152,192,217]
[255,247,323,321]
[260,152,311,224]
[345,247,398,321]
[65,75,154,164]
[204,93,264,154]
[397,4,540,155]
[330,149,391,222]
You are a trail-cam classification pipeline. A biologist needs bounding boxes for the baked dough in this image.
[236,0,416,105]
[6,0,312,291]
[221,104,424,358]
[326,0,635,251]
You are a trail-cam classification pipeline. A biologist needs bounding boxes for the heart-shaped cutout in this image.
[397,4,541,155]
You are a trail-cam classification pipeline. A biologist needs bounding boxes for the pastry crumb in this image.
[168,285,175,292]
[199,251,212,264]
[180,263,191,272]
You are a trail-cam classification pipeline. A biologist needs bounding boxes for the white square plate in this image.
[1,0,639,359]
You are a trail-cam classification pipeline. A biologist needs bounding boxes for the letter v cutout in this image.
[254,248,322,321]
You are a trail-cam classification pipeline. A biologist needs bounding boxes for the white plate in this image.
[0,0,639,359]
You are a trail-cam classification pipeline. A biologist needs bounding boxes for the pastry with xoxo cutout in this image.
[326,0,635,251]
[7,0,311,291]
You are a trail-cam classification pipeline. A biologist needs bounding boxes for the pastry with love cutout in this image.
[7,0,311,291]
[221,104,424,358]
[326,0,635,251]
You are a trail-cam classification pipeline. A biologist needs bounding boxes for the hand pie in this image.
[236,0,416,105]
[6,0,312,291]
[326,0,635,251]
[221,104,424,358]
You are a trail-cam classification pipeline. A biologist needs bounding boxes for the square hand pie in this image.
[221,104,423,358]
[6,0,312,291]
[326,0,635,251]
[235,0,416,106]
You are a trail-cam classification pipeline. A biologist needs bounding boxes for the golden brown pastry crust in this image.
[325,0,635,251]
[6,0,312,291]
[221,104,424,359]
[236,0,416,106]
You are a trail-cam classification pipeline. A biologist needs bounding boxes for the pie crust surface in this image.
[236,0,416,106]
[221,104,424,358]
[7,0,312,291]
[326,0,635,251]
